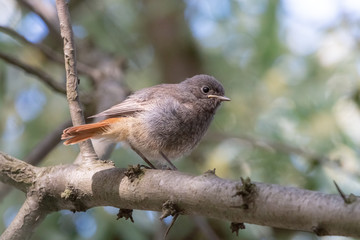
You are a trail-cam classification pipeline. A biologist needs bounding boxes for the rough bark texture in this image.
[0,152,37,192]
[1,152,360,239]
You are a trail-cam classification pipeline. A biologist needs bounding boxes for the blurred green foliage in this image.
[1,0,360,239]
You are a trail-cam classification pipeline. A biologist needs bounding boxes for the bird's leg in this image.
[160,151,178,171]
[130,146,157,169]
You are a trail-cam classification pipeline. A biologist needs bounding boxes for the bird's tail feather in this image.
[61,118,119,145]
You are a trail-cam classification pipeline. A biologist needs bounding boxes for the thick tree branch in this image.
[55,0,98,161]
[0,52,66,94]
[1,151,359,239]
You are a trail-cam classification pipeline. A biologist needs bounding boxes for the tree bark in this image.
[1,152,360,239]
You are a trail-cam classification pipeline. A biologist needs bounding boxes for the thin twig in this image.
[17,0,60,37]
[0,26,98,83]
[0,26,30,45]
[163,213,179,240]
[0,50,93,103]
[55,0,98,161]
[0,51,66,94]
[333,181,357,204]
[24,120,72,165]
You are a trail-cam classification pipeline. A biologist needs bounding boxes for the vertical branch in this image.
[55,0,82,127]
[55,0,98,161]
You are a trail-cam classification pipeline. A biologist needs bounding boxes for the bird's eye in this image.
[201,86,210,94]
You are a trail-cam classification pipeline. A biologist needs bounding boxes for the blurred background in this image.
[1,0,360,239]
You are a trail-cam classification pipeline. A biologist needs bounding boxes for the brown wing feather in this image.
[89,84,175,119]
[89,98,145,119]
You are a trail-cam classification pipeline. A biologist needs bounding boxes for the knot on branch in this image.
[160,200,182,220]
[61,185,87,212]
[4,167,35,186]
[230,222,246,236]
[0,152,36,191]
[124,164,145,182]
[333,181,358,204]
[312,225,329,236]
[203,168,217,176]
[117,208,134,223]
[231,177,257,209]
[160,200,183,239]
[61,185,77,201]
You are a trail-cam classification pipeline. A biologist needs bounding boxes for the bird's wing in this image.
[89,85,171,119]
[89,100,145,119]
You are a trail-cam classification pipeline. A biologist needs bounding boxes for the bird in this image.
[61,74,230,169]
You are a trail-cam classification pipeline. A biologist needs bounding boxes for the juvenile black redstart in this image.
[61,74,230,169]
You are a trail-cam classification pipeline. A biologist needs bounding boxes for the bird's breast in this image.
[143,102,215,156]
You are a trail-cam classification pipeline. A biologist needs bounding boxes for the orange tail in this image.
[61,118,119,145]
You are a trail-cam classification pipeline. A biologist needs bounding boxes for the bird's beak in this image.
[207,95,231,101]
